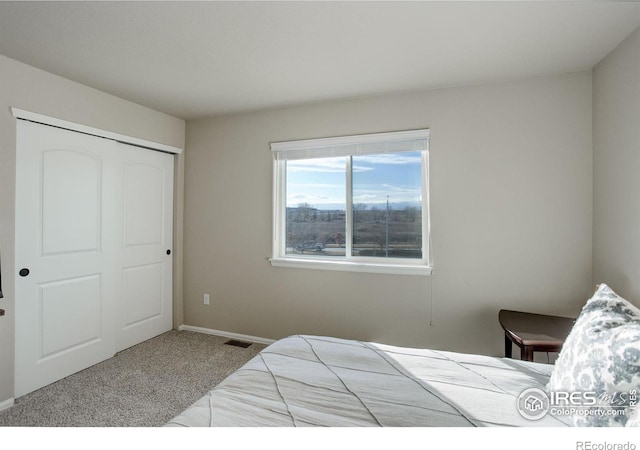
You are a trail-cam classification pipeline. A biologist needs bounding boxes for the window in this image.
[271,129,431,276]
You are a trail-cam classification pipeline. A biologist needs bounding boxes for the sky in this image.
[286,151,423,210]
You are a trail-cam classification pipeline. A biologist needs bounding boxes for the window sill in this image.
[269,257,432,276]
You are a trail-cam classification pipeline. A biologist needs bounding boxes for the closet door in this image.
[15,121,118,397]
[15,122,175,397]
[116,143,173,351]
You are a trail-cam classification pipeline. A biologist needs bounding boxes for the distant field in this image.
[286,205,422,259]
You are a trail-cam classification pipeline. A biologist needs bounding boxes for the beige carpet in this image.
[0,330,266,427]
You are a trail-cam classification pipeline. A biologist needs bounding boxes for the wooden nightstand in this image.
[498,309,575,362]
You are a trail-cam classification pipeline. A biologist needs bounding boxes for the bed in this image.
[166,284,640,427]
[165,334,571,427]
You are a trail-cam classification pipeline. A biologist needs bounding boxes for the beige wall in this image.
[184,72,593,358]
[593,27,640,304]
[0,52,601,405]
[0,55,185,404]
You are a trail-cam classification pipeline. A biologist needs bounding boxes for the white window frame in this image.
[270,129,432,276]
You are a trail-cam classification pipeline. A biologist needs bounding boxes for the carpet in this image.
[0,330,266,427]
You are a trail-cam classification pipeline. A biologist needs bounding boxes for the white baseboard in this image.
[178,324,276,346]
[0,397,14,412]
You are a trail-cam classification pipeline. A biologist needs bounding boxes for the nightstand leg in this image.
[504,334,512,358]
[522,346,534,362]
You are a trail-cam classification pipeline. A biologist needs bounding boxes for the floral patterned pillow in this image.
[547,284,640,426]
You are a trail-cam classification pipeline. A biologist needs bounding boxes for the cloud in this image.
[382,183,421,194]
[287,158,345,173]
[287,153,420,173]
[352,165,374,173]
[354,152,422,166]
[354,194,378,200]
[288,182,344,189]
[354,184,421,204]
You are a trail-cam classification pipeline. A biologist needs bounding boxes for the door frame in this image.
[11,108,183,155]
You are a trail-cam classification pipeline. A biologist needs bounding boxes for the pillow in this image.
[547,284,640,426]
[626,404,640,427]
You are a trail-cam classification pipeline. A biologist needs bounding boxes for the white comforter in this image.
[166,335,570,427]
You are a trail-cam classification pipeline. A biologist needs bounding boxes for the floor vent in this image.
[224,339,252,348]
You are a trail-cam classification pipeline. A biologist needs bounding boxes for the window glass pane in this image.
[285,157,346,257]
[352,151,423,259]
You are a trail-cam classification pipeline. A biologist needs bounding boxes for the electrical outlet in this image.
[203,293,210,306]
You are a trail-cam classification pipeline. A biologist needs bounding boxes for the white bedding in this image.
[165,335,571,427]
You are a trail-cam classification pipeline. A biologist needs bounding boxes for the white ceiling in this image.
[1,1,640,120]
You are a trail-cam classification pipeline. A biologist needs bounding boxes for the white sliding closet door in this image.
[15,122,119,397]
[15,121,173,397]
[117,142,173,351]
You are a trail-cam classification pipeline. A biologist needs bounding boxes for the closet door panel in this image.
[117,143,173,351]
[41,149,101,254]
[39,274,102,357]
[15,121,118,397]
[123,263,163,327]
[123,162,164,246]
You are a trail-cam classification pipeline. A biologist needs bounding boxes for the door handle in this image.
[19,268,30,277]
[166,250,171,255]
